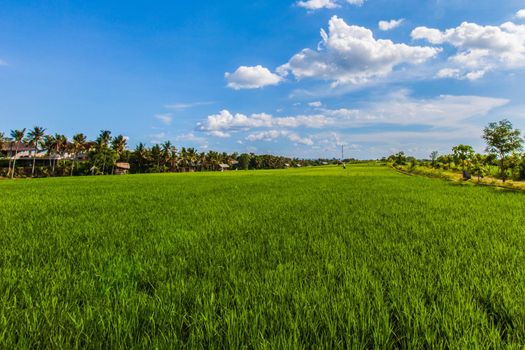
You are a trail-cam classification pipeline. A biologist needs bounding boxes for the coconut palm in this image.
[96,130,112,150]
[71,133,87,176]
[43,134,57,173]
[9,128,26,179]
[134,143,148,173]
[27,126,46,177]
[94,130,113,174]
[0,132,6,159]
[161,141,178,171]
[111,135,127,159]
[110,135,127,174]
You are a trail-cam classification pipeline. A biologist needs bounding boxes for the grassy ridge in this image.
[1,165,524,348]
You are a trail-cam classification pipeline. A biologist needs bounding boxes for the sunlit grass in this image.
[0,164,524,348]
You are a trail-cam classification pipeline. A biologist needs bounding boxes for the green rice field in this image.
[0,164,524,348]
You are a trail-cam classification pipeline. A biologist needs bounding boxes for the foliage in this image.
[483,119,524,181]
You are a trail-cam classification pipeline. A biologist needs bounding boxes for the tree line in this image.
[386,119,525,182]
[0,128,340,178]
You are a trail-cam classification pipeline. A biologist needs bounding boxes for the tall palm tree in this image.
[27,126,46,177]
[9,128,26,179]
[0,132,5,158]
[94,130,112,174]
[71,133,87,176]
[134,143,148,173]
[54,134,68,175]
[96,130,111,150]
[0,132,6,176]
[162,141,178,172]
[111,135,127,159]
[43,134,57,174]
[111,135,127,174]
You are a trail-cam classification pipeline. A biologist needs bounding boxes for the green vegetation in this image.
[1,165,524,348]
[0,128,344,178]
[388,119,525,185]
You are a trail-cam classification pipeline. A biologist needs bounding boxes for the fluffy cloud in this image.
[155,114,173,125]
[412,21,525,80]
[308,101,322,107]
[225,65,283,90]
[516,10,525,19]
[297,0,339,10]
[197,109,332,136]
[378,19,404,31]
[245,130,314,145]
[296,0,363,10]
[164,101,213,110]
[277,16,440,86]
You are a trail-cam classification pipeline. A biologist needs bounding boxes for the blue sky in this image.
[1,0,525,159]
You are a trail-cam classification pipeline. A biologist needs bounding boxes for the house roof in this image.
[1,142,35,152]
[115,162,130,169]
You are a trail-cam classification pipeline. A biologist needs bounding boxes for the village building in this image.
[114,162,130,175]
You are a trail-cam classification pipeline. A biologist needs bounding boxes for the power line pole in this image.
[341,145,344,161]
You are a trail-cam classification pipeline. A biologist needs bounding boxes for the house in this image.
[114,162,130,175]
[218,163,229,172]
[1,142,35,159]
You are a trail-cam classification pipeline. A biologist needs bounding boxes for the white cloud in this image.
[164,101,213,110]
[245,130,314,146]
[175,133,209,149]
[155,114,173,125]
[246,130,286,142]
[225,65,283,90]
[297,0,339,10]
[308,101,322,107]
[378,19,404,31]
[277,16,440,86]
[346,0,364,5]
[197,109,332,136]
[296,0,363,10]
[288,133,314,145]
[436,68,461,79]
[412,20,525,80]
[516,9,525,19]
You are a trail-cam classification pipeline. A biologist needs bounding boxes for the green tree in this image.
[471,154,488,183]
[452,144,475,170]
[483,119,523,182]
[27,126,46,177]
[93,130,113,174]
[111,135,127,174]
[9,128,26,179]
[71,133,87,176]
[430,151,439,167]
[238,153,251,170]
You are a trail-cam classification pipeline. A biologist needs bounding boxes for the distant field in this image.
[1,164,524,348]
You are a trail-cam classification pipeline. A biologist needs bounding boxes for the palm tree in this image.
[27,126,46,177]
[9,128,26,179]
[71,133,87,176]
[94,130,112,174]
[151,144,162,171]
[111,135,127,174]
[162,141,178,172]
[96,130,111,150]
[0,132,6,158]
[134,143,148,173]
[54,134,68,175]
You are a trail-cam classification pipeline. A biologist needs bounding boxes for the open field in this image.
[1,164,524,348]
